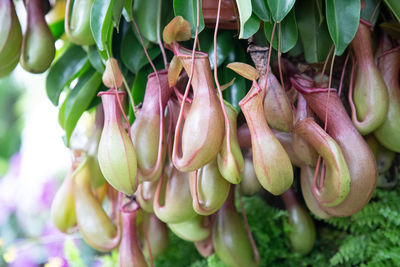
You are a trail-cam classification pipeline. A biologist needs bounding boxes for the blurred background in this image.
[0,62,122,266]
[0,1,102,265]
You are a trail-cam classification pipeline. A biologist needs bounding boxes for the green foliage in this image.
[91,0,114,53]
[173,0,205,37]
[134,0,163,43]
[296,0,332,63]
[46,45,89,106]
[264,9,298,53]
[267,0,295,22]
[251,0,271,22]
[61,68,102,145]
[190,254,227,267]
[120,27,161,74]
[235,0,254,39]
[325,0,360,55]
[198,29,235,70]
[154,230,203,266]
[238,194,332,267]
[384,0,400,22]
[323,178,400,266]
[0,75,23,174]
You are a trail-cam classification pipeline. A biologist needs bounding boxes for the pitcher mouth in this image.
[98,90,126,97]
[148,69,168,79]
[290,76,338,95]
[120,200,139,213]
[238,81,263,108]
[172,43,208,59]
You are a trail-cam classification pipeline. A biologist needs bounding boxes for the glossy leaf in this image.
[87,45,105,73]
[264,9,298,53]
[222,71,246,111]
[133,0,161,43]
[46,45,88,105]
[173,0,205,37]
[48,20,65,40]
[236,0,253,38]
[90,0,114,51]
[288,38,303,57]
[122,0,133,21]
[251,0,271,22]
[315,0,324,24]
[296,0,332,63]
[58,91,68,128]
[267,0,295,22]
[121,27,161,73]
[131,65,153,105]
[63,69,102,145]
[384,0,400,21]
[199,29,235,69]
[241,14,261,39]
[46,0,65,39]
[325,0,360,55]
[112,0,124,28]
[222,47,248,110]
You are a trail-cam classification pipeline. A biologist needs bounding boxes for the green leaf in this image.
[122,0,133,21]
[222,46,248,110]
[46,45,89,105]
[384,0,400,22]
[133,0,162,43]
[91,0,114,51]
[251,0,271,22]
[63,69,102,146]
[296,0,332,63]
[267,0,295,22]
[199,29,235,69]
[58,90,68,128]
[131,65,152,105]
[235,0,253,39]
[361,0,381,27]
[222,68,246,111]
[325,0,360,56]
[113,0,125,29]
[128,65,153,123]
[87,45,105,73]
[173,0,205,37]
[241,14,261,39]
[48,20,65,40]
[315,0,324,24]
[288,38,304,57]
[120,27,161,73]
[264,9,298,53]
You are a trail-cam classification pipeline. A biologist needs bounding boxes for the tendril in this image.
[214,0,233,160]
